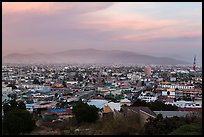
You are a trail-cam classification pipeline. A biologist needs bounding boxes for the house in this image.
[35,86,51,93]
[103,102,121,118]
[66,81,78,85]
[175,90,184,100]
[159,84,194,89]
[165,100,202,108]
[165,97,175,103]
[97,87,109,93]
[120,87,134,93]
[2,86,12,92]
[87,99,109,109]
[138,91,158,102]
[120,98,131,106]
[153,111,193,118]
[121,106,156,127]
[162,88,176,98]
[26,103,36,112]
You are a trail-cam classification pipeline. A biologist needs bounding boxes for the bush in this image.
[143,112,202,135]
[169,123,202,135]
[2,109,36,135]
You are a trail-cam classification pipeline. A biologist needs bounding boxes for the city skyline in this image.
[2,2,202,64]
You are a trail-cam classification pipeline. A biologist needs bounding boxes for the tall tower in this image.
[144,66,152,77]
[193,55,196,79]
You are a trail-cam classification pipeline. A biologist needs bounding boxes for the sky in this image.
[2,2,202,64]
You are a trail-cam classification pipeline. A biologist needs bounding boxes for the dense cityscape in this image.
[2,2,202,135]
[2,63,202,135]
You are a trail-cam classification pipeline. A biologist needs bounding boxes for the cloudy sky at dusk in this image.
[2,2,202,64]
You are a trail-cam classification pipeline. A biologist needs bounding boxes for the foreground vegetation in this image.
[2,100,36,135]
[169,123,202,135]
[3,100,202,135]
[32,111,202,135]
[143,112,202,135]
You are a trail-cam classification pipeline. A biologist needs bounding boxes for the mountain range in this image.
[3,48,189,65]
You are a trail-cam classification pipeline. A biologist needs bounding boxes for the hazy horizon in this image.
[2,2,202,64]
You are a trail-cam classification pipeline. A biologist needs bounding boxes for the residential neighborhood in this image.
[2,64,202,135]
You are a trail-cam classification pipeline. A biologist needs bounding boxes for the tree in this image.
[9,93,17,100]
[7,84,17,90]
[40,80,45,85]
[3,103,11,115]
[55,93,59,99]
[101,78,106,85]
[18,101,26,110]
[33,78,40,85]
[167,91,170,96]
[7,94,11,98]
[9,99,18,109]
[2,109,36,135]
[56,102,60,108]
[93,78,96,84]
[3,100,27,116]
[78,75,83,82]
[144,115,187,135]
[62,80,67,88]
[72,101,99,123]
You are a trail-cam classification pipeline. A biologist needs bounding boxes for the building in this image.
[103,102,121,113]
[158,84,194,89]
[144,66,152,77]
[162,88,176,98]
[153,111,192,118]
[87,99,109,109]
[121,106,156,127]
[166,100,202,108]
[120,98,131,106]
[138,91,158,102]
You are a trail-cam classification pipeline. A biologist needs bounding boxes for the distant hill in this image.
[3,49,189,65]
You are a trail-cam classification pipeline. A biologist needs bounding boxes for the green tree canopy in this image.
[62,80,67,88]
[18,101,26,110]
[3,100,26,115]
[169,123,202,135]
[72,100,99,123]
[3,103,11,116]
[78,75,83,82]
[2,109,36,135]
[6,84,17,90]
[33,78,41,85]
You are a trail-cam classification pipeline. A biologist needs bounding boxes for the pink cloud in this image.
[114,31,202,42]
[2,2,52,14]
[2,2,201,44]
[84,17,178,31]
[82,10,179,32]
[81,11,201,42]
[2,2,114,15]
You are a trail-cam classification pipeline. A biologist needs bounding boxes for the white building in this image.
[158,84,194,89]
[138,91,158,102]
[120,98,131,106]
[166,101,202,108]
